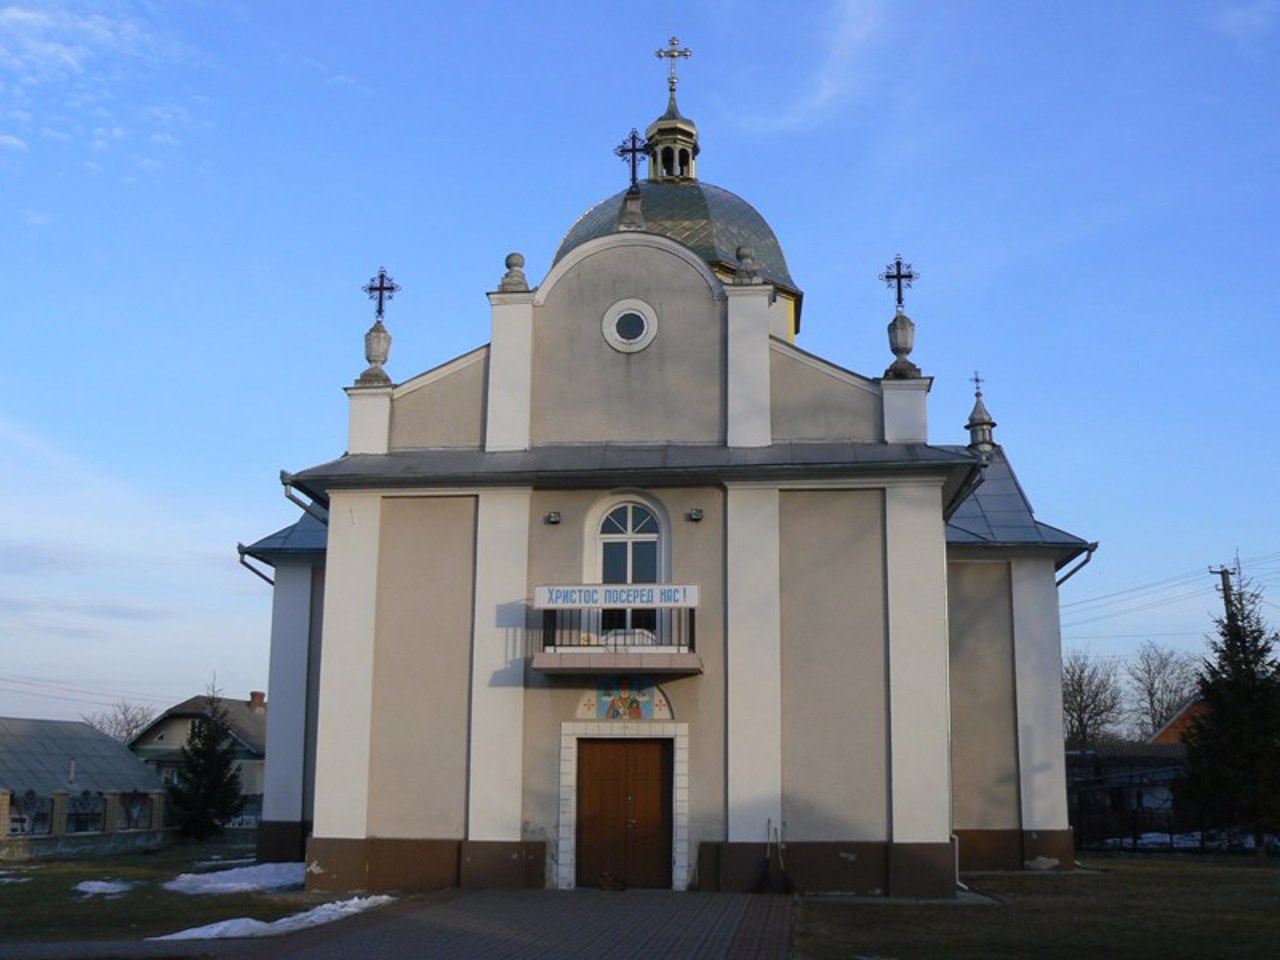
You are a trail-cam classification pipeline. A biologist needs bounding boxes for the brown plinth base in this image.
[257,820,311,863]
[955,828,1074,871]
[697,840,956,898]
[305,837,546,893]
[460,841,546,889]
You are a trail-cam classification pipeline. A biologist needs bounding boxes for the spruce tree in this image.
[1184,572,1280,859]
[166,692,244,841]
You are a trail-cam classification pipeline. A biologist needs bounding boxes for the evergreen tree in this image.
[1184,572,1280,859]
[166,692,244,841]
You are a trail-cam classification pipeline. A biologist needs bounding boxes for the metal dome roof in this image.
[552,180,798,294]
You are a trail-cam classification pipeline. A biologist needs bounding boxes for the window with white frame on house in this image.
[600,503,660,635]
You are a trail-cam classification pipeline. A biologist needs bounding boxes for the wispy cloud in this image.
[0,132,27,150]
[738,0,885,132]
[148,130,177,145]
[22,208,51,226]
[91,124,124,150]
[1207,0,1280,49]
[0,5,151,85]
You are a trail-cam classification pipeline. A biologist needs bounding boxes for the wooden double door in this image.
[576,739,673,889]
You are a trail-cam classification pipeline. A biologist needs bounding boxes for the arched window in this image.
[599,503,660,635]
[661,146,675,178]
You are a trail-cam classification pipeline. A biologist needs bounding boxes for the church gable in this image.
[388,347,488,450]
[529,237,725,446]
[769,341,883,443]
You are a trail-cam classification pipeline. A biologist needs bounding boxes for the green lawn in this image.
[0,842,325,942]
[793,856,1280,960]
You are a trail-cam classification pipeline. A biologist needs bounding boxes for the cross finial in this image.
[879,255,918,314]
[362,267,400,320]
[971,370,984,395]
[656,36,692,94]
[614,128,648,188]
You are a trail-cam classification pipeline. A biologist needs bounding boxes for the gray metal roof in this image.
[292,442,980,510]
[0,718,163,796]
[944,446,1089,563]
[554,181,798,294]
[243,509,327,563]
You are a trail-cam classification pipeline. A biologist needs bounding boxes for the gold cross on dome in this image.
[656,36,692,93]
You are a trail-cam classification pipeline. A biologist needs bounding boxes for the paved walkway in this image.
[0,890,792,960]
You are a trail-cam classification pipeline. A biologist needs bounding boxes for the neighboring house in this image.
[129,693,267,820]
[1151,698,1206,744]
[1,717,166,860]
[243,61,1092,897]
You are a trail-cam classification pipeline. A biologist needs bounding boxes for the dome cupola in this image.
[646,37,699,181]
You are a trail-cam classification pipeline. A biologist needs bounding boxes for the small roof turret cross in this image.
[970,370,984,394]
[615,128,648,188]
[656,36,692,94]
[362,267,400,321]
[879,254,918,314]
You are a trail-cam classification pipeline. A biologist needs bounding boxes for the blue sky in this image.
[2,0,1278,720]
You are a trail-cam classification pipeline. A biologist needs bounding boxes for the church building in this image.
[243,42,1092,898]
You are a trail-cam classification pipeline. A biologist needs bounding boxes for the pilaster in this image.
[485,292,535,451]
[881,378,931,444]
[725,486,782,840]
[725,285,774,447]
[311,492,382,839]
[885,482,952,843]
[1011,558,1070,831]
[466,489,531,840]
[345,385,392,454]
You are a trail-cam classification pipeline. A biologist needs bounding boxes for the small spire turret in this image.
[966,371,997,454]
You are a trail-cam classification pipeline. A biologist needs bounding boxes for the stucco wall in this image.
[366,496,476,837]
[389,350,487,449]
[530,245,725,444]
[520,487,727,867]
[769,347,883,442]
[947,560,1020,830]
[779,489,888,841]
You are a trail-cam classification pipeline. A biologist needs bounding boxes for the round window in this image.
[602,299,658,353]
[615,312,647,342]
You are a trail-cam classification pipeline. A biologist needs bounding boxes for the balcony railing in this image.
[537,607,696,653]
[531,584,702,674]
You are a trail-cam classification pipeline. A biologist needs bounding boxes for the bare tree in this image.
[82,700,157,742]
[1125,639,1198,739]
[1062,650,1124,747]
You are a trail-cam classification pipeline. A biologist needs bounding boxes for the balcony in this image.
[530,585,703,676]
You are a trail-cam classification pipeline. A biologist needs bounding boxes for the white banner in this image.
[534,584,699,609]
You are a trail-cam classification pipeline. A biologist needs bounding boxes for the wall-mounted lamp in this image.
[544,511,562,525]
[685,508,704,522]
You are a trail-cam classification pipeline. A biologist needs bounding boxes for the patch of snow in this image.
[76,880,132,896]
[150,895,394,940]
[0,877,31,884]
[165,862,305,894]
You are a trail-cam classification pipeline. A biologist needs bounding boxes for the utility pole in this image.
[1210,565,1236,632]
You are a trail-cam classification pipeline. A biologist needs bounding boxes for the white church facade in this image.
[243,54,1092,897]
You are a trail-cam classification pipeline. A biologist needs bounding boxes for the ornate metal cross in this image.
[362,267,400,320]
[971,371,984,393]
[879,255,918,313]
[656,36,692,92]
[615,129,647,188]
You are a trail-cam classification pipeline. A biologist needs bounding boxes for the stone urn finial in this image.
[498,252,529,292]
[734,245,762,284]
[357,318,392,385]
[884,312,921,379]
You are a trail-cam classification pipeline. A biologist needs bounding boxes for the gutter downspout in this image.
[236,544,274,586]
[280,470,330,525]
[1055,542,1099,587]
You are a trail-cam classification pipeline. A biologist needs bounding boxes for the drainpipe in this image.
[1056,542,1099,587]
[236,544,274,586]
[280,471,329,525]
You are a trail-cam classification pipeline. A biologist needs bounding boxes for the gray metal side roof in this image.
[0,718,163,796]
[243,509,327,562]
[944,446,1089,563]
